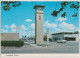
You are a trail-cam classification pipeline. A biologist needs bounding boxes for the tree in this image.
[1,1,21,11]
[51,1,79,18]
[1,1,79,18]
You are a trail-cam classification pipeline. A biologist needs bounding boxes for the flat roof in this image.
[1,33,19,35]
[52,32,74,35]
[33,5,45,9]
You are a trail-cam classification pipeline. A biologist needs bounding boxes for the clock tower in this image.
[33,5,45,44]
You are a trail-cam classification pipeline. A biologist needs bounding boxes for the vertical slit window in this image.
[39,16,41,20]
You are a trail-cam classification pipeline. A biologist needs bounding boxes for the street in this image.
[1,41,79,53]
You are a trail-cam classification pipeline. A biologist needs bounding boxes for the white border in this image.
[0,1,1,56]
[0,0,80,58]
[0,0,80,1]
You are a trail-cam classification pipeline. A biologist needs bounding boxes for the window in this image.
[39,16,41,20]
[65,37,76,41]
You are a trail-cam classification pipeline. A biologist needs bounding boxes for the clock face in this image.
[38,7,42,11]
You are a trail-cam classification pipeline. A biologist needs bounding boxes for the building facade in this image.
[51,32,79,42]
[1,33,19,41]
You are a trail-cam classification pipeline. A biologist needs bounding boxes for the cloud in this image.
[11,28,16,32]
[20,25,27,30]
[30,23,35,29]
[44,21,57,28]
[54,28,61,32]
[4,25,9,28]
[20,30,27,35]
[25,19,32,22]
[4,24,16,29]
[43,21,78,33]
[10,24,16,28]
[49,22,78,33]
[59,22,76,32]
[57,17,68,21]
[9,24,16,32]
[2,29,8,33]
[3,24,27,33]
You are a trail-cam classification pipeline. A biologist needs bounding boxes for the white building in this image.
[51,31,79,42]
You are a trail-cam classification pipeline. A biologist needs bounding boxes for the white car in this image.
[57,40,67,43]
[29,40,34,42]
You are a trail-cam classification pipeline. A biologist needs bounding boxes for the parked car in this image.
[57,39,67,43]
[29,40,34,42]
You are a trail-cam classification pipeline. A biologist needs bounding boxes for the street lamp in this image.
[46,28,49,45]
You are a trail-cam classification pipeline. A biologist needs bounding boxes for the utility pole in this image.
[74,28,77,40]
[31,28,32,38]
[14,27,21,33]
[46,28,49,45]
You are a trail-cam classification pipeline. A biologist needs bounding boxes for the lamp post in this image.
[46,28,49,45]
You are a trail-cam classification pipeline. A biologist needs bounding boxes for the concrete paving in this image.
[1,41,79,53]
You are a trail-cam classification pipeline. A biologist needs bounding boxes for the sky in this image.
[1,1,79,38]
